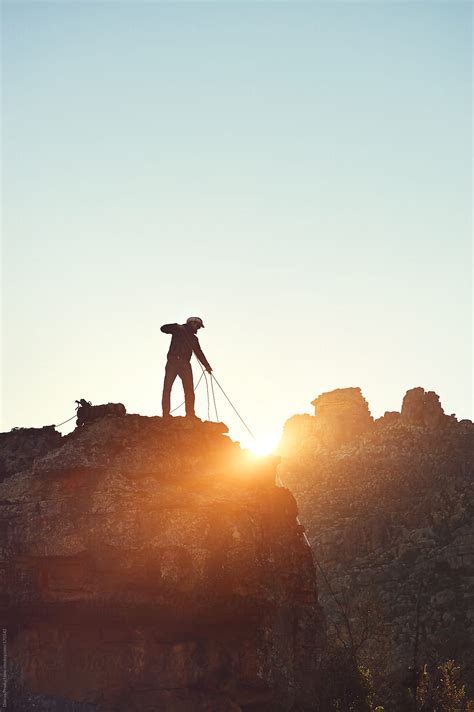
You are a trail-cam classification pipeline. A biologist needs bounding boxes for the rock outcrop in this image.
[1,415,325,711]
[277,387,474,706]
[400,386,447,428]
[281,387,374,456]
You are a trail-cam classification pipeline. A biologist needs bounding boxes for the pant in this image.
[162,357,195,416]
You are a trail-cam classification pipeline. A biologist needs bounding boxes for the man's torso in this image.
[166,324,196,362]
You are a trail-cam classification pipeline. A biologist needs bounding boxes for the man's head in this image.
[186,316,205,333]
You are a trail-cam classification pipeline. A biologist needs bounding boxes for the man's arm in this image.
[193,337,212,373]
[160,323,180,334]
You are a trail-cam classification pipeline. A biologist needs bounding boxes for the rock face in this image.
[401,386,446,427]
[278,387,474,706]
[0,426,62,482]
[1,415,325,711]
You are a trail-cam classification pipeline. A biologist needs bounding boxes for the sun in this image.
[247,432,281,457]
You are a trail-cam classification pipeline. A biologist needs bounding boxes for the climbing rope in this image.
[170,369,206,413]
[210,375,219,422]
[209,373,256,439]
[178,325,257,435]
[53,413,77,428]
[204,370,211,422]
[206,371,315,554]
[207,375,313,552]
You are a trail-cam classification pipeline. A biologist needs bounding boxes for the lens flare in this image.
[246,432,281,457]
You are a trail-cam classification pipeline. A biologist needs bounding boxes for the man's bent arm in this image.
[160,323,180,334]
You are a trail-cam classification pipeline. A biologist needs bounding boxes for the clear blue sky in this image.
[2,1,472,449]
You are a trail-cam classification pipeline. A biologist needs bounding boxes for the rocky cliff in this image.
[1,415,325,711]
[278,387,474,706]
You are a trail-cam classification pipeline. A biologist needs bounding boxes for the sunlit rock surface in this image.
[281,387,374,456]
[278,387,474,706]
[1,415,325,711]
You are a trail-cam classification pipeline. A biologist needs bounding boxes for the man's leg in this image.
[162,359,178,416]
[179,362,195,417]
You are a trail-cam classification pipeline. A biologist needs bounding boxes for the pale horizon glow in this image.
[1,2,472,447]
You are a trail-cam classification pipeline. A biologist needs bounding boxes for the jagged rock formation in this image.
[1,415,325,712]
[278,387,474,707]
[311,387,374,448]
[282,388,374,456]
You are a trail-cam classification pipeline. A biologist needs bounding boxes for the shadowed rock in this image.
[401,387,447,427]
[277,387,474,708]
[375,410,402,428]
[0,426,62,482]
[1,414,325,711]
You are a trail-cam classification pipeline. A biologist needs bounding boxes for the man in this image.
[160,317,212,419]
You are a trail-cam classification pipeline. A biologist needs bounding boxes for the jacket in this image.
[160,323,212,371]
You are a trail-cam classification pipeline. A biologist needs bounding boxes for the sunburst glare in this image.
[245,432,281,457]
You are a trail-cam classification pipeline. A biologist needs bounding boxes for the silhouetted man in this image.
[161,317,212,419]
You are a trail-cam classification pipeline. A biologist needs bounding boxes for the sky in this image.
[1,1,472,452]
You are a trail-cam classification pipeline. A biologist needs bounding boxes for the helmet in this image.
[186,316,205,328]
